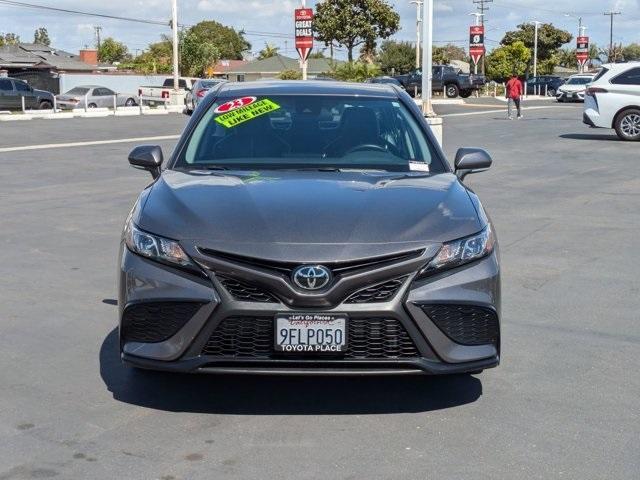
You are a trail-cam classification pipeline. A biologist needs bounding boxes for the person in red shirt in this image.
[505,73,524,120]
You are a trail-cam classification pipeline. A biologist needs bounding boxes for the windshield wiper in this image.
[293,167,343,172]
[200,165,229,170]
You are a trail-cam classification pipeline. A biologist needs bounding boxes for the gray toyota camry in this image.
[118,81,500,375]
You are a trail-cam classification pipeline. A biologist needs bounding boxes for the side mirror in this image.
[454,148,492,181]
[128,145,163,179]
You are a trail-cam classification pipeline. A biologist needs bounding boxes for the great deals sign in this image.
[469,25,485,65]
[295,8,314,62]
[576,36,589,66]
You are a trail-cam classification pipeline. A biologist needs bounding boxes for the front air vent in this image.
[345,277,407,303]
[218,277,279,303]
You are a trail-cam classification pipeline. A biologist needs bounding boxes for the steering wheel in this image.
[343,144,388,155]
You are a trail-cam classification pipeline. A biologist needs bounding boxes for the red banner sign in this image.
[469,25,485,65]
[576,36,589,66]
[295,8,314,62]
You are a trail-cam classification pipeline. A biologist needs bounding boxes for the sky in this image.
[0,0,638,58]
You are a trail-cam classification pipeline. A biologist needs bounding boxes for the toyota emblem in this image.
[292,265,332,291]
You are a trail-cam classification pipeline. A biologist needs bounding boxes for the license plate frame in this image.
[274,313,348,355]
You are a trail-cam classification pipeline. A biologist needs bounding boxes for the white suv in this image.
[583,62,640,141]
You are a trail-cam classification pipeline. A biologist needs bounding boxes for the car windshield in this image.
[200,80,222,88]
[178,95,439,172]
[566,77,592,85]
[66,87,90,95]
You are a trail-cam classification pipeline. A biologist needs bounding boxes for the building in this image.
[223,55,337,82]
[0,43,103,93]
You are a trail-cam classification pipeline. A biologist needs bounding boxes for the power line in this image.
[0,0,169,26]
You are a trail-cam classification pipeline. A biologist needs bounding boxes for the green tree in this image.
[277,69,303,80]
[485,41,531,82]
[33,27,50,46]
[0,33,20,46]
[314,0,400,62]
[501,23,572,75]
[258,43,280,60]
[327,61,381,82]
[98,37,129,64]
[433,44,468,65]
[308,50,328,59]
[189,21,250,60]
[378,40,415,75]
[623,43,640,61]
[556,47,577,68]
[180,30,219,77]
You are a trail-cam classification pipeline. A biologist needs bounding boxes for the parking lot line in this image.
[442,105,580,117]
[0,135,181,153]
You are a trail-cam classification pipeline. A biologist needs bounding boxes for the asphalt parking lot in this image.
[1,103,638,479]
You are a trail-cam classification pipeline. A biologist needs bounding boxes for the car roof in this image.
[216,80,399,98]
[600,61,640,71]
[71,85,106,89]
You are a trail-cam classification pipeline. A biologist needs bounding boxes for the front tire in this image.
[547,88,556,97]
[445,84,460,98]
[88,103,97,108]
[124,98,136,107]
[39,100,52,110]
[459,90,472,98]
[614,108,640,141]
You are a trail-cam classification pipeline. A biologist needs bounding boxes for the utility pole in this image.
[171,0,179,91]
[604,11,621,62]
[421,0,434,116]
[301,0,308,81]
[93,26,102,50]
[410,1,424,70]
[473,0,492,74]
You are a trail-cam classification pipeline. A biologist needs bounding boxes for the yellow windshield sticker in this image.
[214,99,281,128]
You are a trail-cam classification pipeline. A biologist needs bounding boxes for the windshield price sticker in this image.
[214,99,281,128]
[214,96,257,114]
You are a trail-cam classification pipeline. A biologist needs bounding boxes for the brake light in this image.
[196,88,209,98]
[161,91,170,99]
[586,87,608,97]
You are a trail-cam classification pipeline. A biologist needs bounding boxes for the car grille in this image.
[198,248,424,277]
[218,277,278,303]
[121,302,204,343]
[345,277,407,303]
[419,304,499,346]
[201,317,420,359]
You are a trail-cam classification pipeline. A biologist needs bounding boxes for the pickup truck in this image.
[395,65,486,98]
[138,77,199,106]
[0,77,55,110]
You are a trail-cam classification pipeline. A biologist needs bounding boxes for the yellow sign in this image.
[215,99,281,128]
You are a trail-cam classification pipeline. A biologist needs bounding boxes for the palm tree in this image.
[258,43,280,60]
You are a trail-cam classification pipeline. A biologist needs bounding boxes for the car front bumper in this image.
[118,244,501,376]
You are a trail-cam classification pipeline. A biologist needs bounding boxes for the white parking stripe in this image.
[442,105,580,117]
[0,135,181,153]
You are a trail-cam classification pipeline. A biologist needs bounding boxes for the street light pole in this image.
[410,1,424,70]
[421,0,434,116]
[532,21,541,94]
[171,0,179,91]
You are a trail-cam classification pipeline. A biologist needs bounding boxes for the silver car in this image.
[56,85,138,109]
[185,79,226,114]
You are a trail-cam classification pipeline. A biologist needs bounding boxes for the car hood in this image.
[33,89,53,98]
[137,169,483,263]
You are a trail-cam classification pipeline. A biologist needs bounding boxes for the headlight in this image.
[124,219,198,271]
[418,224,495,278]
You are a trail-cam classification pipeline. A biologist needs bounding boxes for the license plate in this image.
[275,314,347,354]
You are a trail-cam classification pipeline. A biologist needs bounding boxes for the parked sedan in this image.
[185,79,226,114]
[526,76,565,96]
[119,81,501,376]
[556,74,595,102]
[56,85,138,109]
